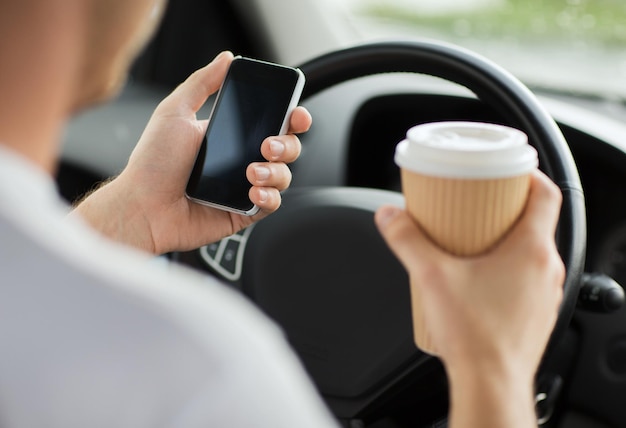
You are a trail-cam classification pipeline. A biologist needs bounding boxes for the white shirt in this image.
[0,146,338,428]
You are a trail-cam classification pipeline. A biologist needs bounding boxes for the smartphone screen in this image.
[186,57,305,215]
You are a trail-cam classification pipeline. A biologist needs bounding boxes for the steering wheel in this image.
[174,40,586,425]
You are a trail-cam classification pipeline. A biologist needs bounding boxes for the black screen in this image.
[186,58,302,212]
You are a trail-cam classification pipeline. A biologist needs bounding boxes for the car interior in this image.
[59,0,626,427]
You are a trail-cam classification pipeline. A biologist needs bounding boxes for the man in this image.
[0,0,564,427]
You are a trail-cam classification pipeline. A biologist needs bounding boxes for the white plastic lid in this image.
[395,122,538,179]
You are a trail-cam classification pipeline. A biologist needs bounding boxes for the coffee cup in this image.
[394,121,538,353]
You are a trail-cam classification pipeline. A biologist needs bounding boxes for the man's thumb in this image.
[375,205,442,271]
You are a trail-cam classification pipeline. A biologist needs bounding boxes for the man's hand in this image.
[73,51,311,254]
[375,171,565,428]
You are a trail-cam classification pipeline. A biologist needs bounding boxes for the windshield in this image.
[343,0,626,99]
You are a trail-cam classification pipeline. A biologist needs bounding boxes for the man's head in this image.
[75,0,166,110]
[0,0,167,170]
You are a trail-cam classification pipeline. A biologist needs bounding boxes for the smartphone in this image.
[185,56,306,215]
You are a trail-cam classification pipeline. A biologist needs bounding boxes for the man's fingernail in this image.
[258,189,269,203]
[255,166,271,181]
[375,206,401,229]
[270,140,285,159]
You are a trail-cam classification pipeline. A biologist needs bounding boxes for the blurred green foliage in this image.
[359,0,626,46]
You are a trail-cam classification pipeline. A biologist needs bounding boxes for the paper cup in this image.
[394,121,538,353]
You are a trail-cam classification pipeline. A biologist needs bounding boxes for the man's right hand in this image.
[375,170,565,428]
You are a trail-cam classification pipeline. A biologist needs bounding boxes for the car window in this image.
[342,0,626,98]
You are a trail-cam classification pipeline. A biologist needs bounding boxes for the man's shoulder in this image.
[0,210,298,426]
[0,204,284,352]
